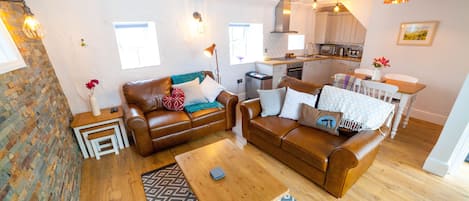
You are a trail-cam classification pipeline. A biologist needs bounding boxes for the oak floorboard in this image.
[80,114,469,201]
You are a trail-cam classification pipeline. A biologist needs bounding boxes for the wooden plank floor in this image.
[80,115,469,201]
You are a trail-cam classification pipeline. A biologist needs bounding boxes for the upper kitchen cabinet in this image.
[315,12,366,45]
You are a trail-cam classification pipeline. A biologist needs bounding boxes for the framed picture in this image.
[397,21,439,46]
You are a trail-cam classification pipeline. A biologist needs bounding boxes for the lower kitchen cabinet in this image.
[302,60,331,85]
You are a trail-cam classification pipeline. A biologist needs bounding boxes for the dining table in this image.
[353,73,426,139]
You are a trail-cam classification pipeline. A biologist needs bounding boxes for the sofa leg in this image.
[225,128,232,131]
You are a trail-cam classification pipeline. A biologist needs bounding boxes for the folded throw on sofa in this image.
[317,85,394,131]
[185,101,224,113]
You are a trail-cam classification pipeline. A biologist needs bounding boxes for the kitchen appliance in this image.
[286,62,304,80]
[245,71,273,99]
[271,0,298,33]
[348,49,361,58]
[319,44,336,56]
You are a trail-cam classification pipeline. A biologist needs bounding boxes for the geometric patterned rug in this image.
[141,163,297,201]
[141,163,197,201]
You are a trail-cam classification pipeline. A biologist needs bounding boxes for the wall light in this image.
[312,0,317,10]
[334,1,340,13]
[384,0,409,4]
[192,11,204,34]
[0,0,44,39]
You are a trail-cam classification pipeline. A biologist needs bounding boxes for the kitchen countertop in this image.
[257,55,361,65]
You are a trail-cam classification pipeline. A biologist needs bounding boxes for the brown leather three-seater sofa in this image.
[122,71,238,156]
[240,77,388,198]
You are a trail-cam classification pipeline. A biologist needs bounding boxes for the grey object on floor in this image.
[466,153,469,163]
[141,163,197,201]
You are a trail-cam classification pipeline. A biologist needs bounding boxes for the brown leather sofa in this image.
[122,71,238,156]
[240,77,389,198]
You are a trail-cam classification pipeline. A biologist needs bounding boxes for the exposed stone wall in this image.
[0,2,81,200]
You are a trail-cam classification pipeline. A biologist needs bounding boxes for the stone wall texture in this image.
[0,2,82,201]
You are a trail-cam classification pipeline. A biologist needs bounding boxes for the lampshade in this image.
[204,43,216,57]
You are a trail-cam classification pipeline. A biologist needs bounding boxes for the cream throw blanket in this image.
[317,85,395,131]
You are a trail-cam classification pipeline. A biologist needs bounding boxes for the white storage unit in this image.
[302,60,332,85]
[315,12,366,45]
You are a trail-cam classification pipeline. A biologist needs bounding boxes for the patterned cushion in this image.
[298,104,342,136]
[163,88,185,111]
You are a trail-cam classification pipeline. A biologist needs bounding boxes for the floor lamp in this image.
[204,43,220,83]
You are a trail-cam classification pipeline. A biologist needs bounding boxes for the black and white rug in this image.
[141,163,297,201]
[141,163,197,201]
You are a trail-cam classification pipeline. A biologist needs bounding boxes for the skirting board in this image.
[410,108,447,125]
[423,157,449,177]
[237,92,246,101]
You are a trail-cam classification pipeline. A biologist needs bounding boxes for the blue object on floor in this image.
[465,153,469,163]
[210,167,225,180]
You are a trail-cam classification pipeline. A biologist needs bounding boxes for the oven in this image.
[287,62,304,80]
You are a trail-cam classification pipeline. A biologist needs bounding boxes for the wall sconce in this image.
[312,0,317,10]
[192,11,204,34]
[334,0,340,13]
[384,0,409,4]
[0,0,44,39]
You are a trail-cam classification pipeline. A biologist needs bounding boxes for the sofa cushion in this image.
[188,108,226,128]
[146,110,192,139]
[250,116,299,147]
[282,126,347,172]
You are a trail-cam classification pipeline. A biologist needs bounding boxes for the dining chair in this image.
[354,68,374,77]
[361,80,399,128]
[333,73,361,92]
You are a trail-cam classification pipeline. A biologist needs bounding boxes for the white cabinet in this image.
[315,12,366,45]
[330,60,360,76]
[302,60,331,85]
[314,12,329,44]
[255,63,286,88]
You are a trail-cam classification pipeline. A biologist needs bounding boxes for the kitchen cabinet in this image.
[255,63,287,88]
[330,60,360,77]
[302,60,331,85]
[315,12,366,45]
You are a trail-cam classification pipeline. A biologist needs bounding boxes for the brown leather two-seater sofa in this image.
[122,71,238,156]
[240,77,388,198]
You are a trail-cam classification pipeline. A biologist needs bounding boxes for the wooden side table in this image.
[71,106,129,159]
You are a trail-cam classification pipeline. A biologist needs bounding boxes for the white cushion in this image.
[279,87,317,120]
[200,76,225,102]
[172,78,208,106]
[258,87,286,117]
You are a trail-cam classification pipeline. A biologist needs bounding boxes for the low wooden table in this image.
[71,106,129,159]
[175,139,289,201]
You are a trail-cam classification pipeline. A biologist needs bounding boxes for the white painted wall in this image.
[27,0,316,114]
[423,74,469,176]
[360,0,469,124]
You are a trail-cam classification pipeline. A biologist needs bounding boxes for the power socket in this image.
[237,79,243,84]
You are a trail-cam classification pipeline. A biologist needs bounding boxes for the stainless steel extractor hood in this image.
[271,0,298,34]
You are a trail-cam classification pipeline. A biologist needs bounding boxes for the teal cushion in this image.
[185,101,224,113]
[171,71,204,84]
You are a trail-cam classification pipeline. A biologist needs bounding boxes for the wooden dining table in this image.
[353,73,426,138]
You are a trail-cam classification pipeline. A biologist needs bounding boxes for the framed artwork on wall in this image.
[397,21,439,46]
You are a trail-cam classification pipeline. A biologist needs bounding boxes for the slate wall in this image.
[0,2,82,200]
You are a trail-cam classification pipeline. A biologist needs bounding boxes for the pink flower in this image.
[85,79,99,90]
[373,57,391,68]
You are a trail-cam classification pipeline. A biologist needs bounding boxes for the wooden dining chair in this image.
[333,73,361,92]
[354,68,374,77]
[361,80,399,128]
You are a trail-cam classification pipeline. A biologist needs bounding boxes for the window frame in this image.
[112,21,161,70]
[228,23,263,66]
[0,19,26,74]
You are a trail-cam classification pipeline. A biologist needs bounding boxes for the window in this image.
[228,23,263,65]
[0,19,26,74]
[288,34,305,50]
[113,22,160,69]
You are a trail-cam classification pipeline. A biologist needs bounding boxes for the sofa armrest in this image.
[216,90,239,130]
[239,98,261,139]
[324,127,387,198]
[122,103,154,156]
